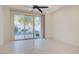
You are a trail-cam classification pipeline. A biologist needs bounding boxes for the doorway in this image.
[14,14,43,40]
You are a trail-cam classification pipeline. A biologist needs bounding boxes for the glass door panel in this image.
[24,16,33,39]
[34,16,42,38]
[14,15,25,40]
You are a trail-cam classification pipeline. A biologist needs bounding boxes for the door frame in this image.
[11,10,44,41]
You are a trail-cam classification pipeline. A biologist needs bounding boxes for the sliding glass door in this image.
[14,15,25,40]
[24,16,33,39]
[14,14,42,40]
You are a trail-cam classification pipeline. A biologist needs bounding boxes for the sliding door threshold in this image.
[14,38,41,41]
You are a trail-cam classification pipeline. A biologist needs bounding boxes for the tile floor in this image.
[0,39,79,54]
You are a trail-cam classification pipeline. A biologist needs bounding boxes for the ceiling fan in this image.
[24,5,48,13]
[33,5,48,13]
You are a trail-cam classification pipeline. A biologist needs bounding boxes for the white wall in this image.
[3,6,12,44]
[0,6,12,45]
[45,12,53,39]
[0,6,4,45]
[45,6,79,46]
[45,6,64,39]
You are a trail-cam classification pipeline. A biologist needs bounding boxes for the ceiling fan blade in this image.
[33,5,38,8]
[37,8,42,13]
[33,5,42,13]
[37,6,48,8]
[33,5,48,8]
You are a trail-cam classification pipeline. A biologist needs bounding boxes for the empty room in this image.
[0,5,79,54]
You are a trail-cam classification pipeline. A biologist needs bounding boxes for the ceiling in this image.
[7,5,64,14]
